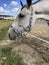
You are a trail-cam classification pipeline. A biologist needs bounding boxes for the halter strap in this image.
[10,25,23,38]
[10,25,19,34]
[25,6,33,32]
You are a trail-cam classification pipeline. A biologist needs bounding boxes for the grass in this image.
[42,55,49,63]
[0,19,27,65]
[0,20,13,40]
[0,46,27,65]
[38,51,49,63]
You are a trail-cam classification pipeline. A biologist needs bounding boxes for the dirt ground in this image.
[31,22,49,39]
[0,21,49,65]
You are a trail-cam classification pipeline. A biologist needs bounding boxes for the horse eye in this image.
[18,14,25,18]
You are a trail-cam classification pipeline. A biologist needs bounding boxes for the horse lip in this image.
[8,34,16,40]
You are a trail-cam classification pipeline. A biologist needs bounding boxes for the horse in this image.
[33,0,49,26]
[8,0,42,40]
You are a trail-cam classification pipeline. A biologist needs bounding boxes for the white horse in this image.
[8,0,42,40]
[33,0,49,25]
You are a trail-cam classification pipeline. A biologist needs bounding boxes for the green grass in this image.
[0,20,27,65]
[42,55,49,63]
[0,46,27,65]
[0,20,13,40]
[38,51,49,63]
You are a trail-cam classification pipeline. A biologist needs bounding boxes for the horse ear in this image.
[26,0,32,7]
[20,0,23,7]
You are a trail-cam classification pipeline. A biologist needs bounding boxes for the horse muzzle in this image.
[8,33,16,40]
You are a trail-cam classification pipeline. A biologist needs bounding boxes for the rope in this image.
[27,34,49,44]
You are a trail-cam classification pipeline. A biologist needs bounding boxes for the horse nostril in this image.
[8,34,12,40]
[8,34,10,38]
